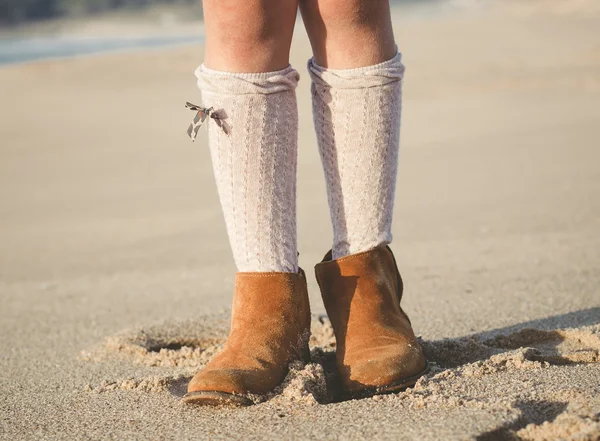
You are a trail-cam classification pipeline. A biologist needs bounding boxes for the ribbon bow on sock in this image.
[185,102,229,141]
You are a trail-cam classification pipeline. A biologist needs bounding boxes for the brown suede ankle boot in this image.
[315,245,428,399]
[184,271,311,406]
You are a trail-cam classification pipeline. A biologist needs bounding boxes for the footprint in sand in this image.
[79,314,337,403]
[421,325,600,375]
[80,315,600,404]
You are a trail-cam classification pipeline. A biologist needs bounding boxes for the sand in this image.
[1,1,599,440]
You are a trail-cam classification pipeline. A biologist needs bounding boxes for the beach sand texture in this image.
[1,2,600,440]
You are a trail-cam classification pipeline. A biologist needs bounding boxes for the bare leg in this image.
[203,0,298,72]
[299,0,396,68]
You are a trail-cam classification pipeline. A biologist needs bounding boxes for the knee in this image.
[204,0,295,48]
[302,0,390,30]
[204,0,297,71]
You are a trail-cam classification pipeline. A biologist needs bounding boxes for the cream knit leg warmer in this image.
[195,65,300,273]
[308,53,405,259]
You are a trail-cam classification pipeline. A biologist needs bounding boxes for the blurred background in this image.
[1,0,203,26]
[0,0,204,64]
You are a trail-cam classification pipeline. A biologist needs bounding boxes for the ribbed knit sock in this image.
[308,53,405,259]
[195,65,300,273]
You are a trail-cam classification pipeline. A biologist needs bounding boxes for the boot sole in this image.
[182,391,254,406]
[345,361,430,400]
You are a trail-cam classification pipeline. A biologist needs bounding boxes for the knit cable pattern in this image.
[308,53,405,259]
[196,64,300,272]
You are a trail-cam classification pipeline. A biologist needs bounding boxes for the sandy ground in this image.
[1,2,600,440]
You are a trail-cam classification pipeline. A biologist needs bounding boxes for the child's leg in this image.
[185,0,312,406]
[301,0,428,398]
